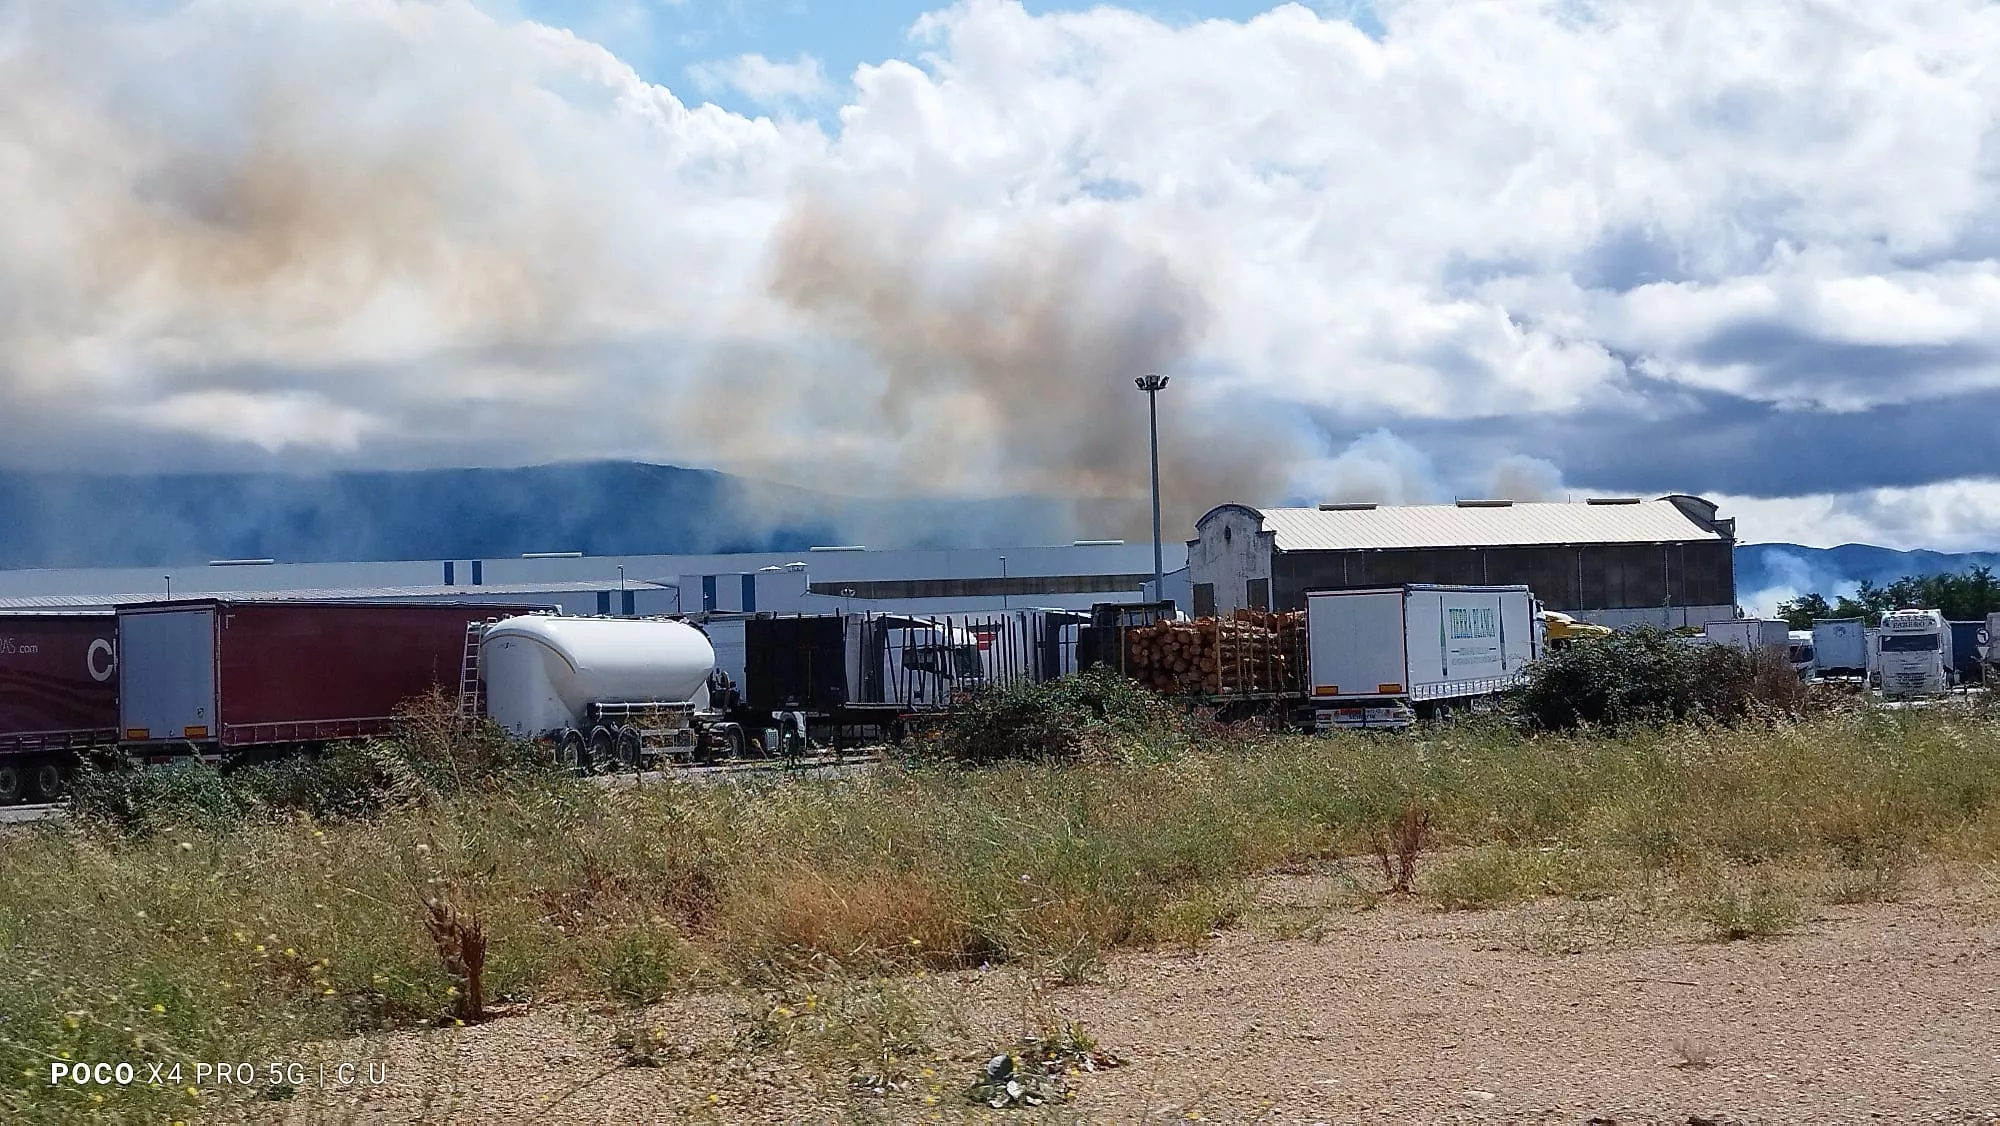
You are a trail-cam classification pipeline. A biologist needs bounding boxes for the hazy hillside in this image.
[4,463,1997,585]
[0,463,1120,569]
[1735,542,2000,609]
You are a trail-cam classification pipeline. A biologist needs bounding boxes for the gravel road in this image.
[243,874,2000,1126]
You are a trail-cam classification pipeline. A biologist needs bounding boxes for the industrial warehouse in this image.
[0,540,1185,617]
[1186,494,1739,630]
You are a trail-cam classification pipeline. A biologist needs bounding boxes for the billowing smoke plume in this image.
[0,0,1332,544]
[1741,549,1862,620]
[1295,430,1441,505]
[747,185,1327,540]
[1284,431,1568,510]
[1486,455,1568,502]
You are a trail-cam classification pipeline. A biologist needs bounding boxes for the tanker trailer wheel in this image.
[30,759,67,803]
[556,730,587,775]
[0,763,21,805]
[615,726,644,770]
[588,727,617,773]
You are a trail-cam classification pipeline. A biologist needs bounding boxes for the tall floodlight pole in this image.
[1135,374,1170,603]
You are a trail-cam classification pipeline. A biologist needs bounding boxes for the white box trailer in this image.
[1703,618,1791,652]
[1811,618,1869,677]
[1305,585,1542,730]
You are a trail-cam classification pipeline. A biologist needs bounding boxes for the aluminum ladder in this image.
[457,622,486,726]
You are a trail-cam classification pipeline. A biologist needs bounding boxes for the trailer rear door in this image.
[119,607,217,744]
[1306,590,1407,698]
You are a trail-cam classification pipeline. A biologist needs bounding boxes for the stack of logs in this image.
[1121,609,1307,697]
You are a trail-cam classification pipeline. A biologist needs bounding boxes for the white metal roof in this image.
[0,580,670,611]
[0,543,1188,599]
[1247,499,1726,552]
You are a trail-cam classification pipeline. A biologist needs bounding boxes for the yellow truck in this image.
[1540,610,1613,650]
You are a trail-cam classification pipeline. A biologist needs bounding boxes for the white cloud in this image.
[1715,480,2000,553]
[109,391,383,454]
[7,0,2000,545]
[687,52,829,106]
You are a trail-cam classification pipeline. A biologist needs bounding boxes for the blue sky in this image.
[491,0,1381,119]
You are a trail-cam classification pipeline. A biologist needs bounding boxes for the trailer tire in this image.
[588,727,617,773]
[615,726,644,769]
[556,730,587,775]
[30,760,66,803]
[0,764,20,805]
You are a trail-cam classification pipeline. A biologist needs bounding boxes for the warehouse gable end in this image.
[1190,504,1278,617]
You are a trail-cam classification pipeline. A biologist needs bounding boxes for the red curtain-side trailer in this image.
[117,600,551,757]
[0,611,121,802]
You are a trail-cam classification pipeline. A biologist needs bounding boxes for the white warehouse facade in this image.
[1187,496,1739,630]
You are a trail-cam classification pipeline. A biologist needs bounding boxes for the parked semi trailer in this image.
[478,613,748,768]
[1811,618,1869,678]
[1703,618,1791,653]
[1984,612,2000,684]
[1948,621,1986,685]
[117,599,551,760]
[739,612,990,743]
[1079,585,1543,732]
[0,611,120,803]
[1304,585,1543,730]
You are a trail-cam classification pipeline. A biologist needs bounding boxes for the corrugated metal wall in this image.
[1272,541,1733,612]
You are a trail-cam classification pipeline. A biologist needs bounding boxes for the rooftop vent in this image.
[808,545,867,552]
[1585,497,1643,505]
[521,551,584,559]
[1455,499,1514,508]
[1072,539,1126,546]
[207,558,275,567]
[1318,502,1378,511]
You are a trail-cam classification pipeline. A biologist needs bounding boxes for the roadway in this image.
[0,803,60,826]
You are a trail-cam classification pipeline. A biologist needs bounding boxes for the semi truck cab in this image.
[1787,630,1816,680]
[1875,608,1950,696]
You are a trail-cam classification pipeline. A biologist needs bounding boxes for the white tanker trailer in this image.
[479,614,749,769]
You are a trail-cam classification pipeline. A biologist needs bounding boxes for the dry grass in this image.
[3,703,1999,1121]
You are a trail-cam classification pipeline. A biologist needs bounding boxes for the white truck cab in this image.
[1875,608,1951,696]
[1786,630,1816,680]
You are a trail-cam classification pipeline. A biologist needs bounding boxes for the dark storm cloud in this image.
[1691,320,1994,391]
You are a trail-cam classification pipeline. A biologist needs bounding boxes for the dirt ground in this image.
[239,874,2000,1126]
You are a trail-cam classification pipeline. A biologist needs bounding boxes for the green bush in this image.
[1513,628,1809,732]
[65,692,564,837]
[922,667,1190,765]
[65,758,252,836]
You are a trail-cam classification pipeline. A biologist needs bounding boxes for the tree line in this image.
[1774,565,2000,628]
